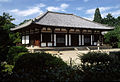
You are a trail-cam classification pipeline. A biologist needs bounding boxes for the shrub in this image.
[1,62,14,74]
[7,46,28,65]
[110,51,120,61]
[7,52,83,81]
[79,51,120,81]
[79,51,113,65]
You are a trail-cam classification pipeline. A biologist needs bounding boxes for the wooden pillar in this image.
[33,27,35,46]
[99,30,102,45]
[21,29,23,45]
[67,28,70,46]
[79,29,81,46]
[39,28,41,47]
[80,29,82,46]
[52,28,55,47]
[24,29,26,44]
[91,30,94,46]
[20,29,22,45]
[29,28,30,46]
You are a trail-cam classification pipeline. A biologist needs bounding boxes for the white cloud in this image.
[99,7,112,12]
[86,5,120,19]
[46,3,69,12]
[101,12,108,18]
[83,15,94,21]
[100,10,120,18]
[86,8,95,14]
[110,10,120,17]
[0,0,11,2]
[10,3,45,16]
[76,7,83,11]
[36,3,46,8]
[61,3,69,9]
[86,7,112,14]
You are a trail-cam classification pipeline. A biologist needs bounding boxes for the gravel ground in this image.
[46,48,120,65]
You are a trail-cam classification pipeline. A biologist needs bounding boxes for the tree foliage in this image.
[93,8,102,23]
[104,26,120,47]
[102,13,116,26]
[0,12,20,62]
[93,8,120,48]
[102,14,120,48]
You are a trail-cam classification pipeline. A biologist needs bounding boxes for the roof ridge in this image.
[47,11,73,15]
[11,11,114,31]
[33,11,49,22]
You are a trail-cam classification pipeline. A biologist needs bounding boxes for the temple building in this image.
[11,11,114,47]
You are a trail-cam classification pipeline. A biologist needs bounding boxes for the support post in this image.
[39,28,41,47]
[82,35,84,45]
[25,29,26,44]
[67,28,70,46]
[33,28,35,46]
[69,34,71,46]
[99,30,102,45]
[52,28,55,47]
[91,35,93,46]
[92,30,94,45]
[79,29,82,46]
[80,30,83,45]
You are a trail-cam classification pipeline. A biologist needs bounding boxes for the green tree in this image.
[0,12,20,62]
[104,26,120,48]
[115,16,120,27]
[93,8,102,23]
[102,13,116,26]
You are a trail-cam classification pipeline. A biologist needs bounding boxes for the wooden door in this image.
[71,34,79,46]
[35,40,40,46]
[34,34,40,46]
[84,35,91,46]
[56,34,65,47]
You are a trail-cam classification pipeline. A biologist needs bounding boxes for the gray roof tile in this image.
[11,11,114,31]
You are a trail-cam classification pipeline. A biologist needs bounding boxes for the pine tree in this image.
[93,8,102,23]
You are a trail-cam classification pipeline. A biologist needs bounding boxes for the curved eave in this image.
[35,23,114,31]
[10,20,33,31]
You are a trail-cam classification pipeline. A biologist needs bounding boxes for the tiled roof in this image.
[11,11,114,31]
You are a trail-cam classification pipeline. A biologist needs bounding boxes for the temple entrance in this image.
[84,35,91,46]
[34,34,40,46]
[56,34,65,47]
[71,34,79,46]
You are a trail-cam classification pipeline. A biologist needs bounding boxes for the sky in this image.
[0,0,120,25]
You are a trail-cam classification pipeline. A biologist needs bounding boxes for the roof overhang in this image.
[11,11,115,31]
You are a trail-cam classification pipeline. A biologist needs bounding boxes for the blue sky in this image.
[0,0,120,25]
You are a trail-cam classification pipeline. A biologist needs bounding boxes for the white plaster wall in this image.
[26,35,29,44]
[69,34,71,46]
[91,35,93,45]
[48,42,52,47]
[65,34,67,46]
[54,34,56,46]
[79,35,81,45]
[22,36,25,44]
[41,43,46,47]
[82,35,84,45]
